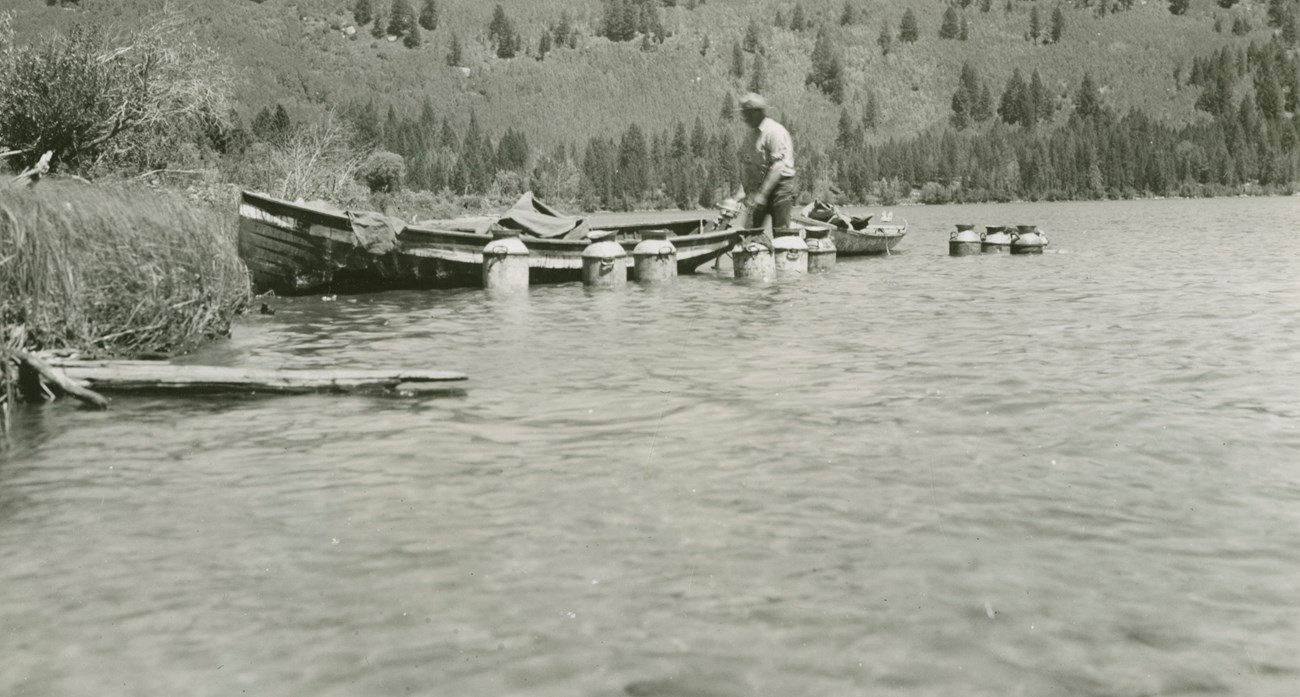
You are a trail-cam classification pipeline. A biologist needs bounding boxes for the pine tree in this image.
[790,3,808,31]
[690,116,707,157]
[950,62,980,128]
[840,1,856,25]
[1030,69,1053,123]
[744,18,762,52]
[1283,8,1299,44]
[446,31,462,66]
[555,11,574,48]
[807,26,845,103]
[749,53,766,93]
[488,4,507,43]
[1029,5,1041,41]
[271,104,291,138]
[1169,0,1189,15]
[488,5,519,59]
[836,109,858,149]
[617,123,649,202]
[878,23,893,55]
[730,42,745,78]
[388,0,412,36]
[960,16,969,41]
[899,9,919,43]
[998,68,1028,125]
[940,7,960,40]
[1253,54,1283,119]
[1050,5,1065,43]
[1075,72,1104,118]
[538,30,552,60]
[974,82,993,121]
[672,121,689,159]
[418,0,438,31]
[353,0,373,26]
[371,11,387,38]
[720,92,735,121]
[863,89,880,129]
[404,22,422,48]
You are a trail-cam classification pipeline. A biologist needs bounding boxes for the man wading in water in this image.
[727,92,797,232]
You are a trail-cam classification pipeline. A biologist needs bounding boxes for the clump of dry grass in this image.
[0,182,250,358]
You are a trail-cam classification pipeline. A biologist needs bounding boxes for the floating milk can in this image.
[732,232,775,280]
[581,230,627,287]
[631,229,676,284]
[804,226,836,272]
[1011,225,1048,255]
[772,228,809,277]
[982,225,1013,253]
[949,224,981,256]
[482,230,529,292]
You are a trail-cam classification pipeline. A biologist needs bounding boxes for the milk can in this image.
[731,231,774,281]
[982,225,1013,254]
[631,229,677,284]
[581,230,628,287]
[949,224,981,256]
[804,226,836,272]
[772,228,808,278]
[1011,225,1047,255]
[481,230,529,292]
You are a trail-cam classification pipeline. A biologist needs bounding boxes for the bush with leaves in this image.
[0,13,232,176]
[360,150,406,193]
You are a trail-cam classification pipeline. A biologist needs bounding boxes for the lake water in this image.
[2,197,1299,697]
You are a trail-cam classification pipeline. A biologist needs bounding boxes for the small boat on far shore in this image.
[794,201,907,255]
[237,190,743,295]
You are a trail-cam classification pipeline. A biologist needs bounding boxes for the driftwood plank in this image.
[44,360,466,395]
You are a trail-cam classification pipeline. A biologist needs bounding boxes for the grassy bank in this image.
[0,183,250,360]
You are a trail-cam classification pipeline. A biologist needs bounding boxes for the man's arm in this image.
[749,163,784,207]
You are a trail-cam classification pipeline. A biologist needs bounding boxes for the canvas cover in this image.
[492,192,589,240]
[296,199,402,255]
[345,210,402,255]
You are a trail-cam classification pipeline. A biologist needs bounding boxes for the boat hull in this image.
[237,191,741,294]
[399,224,741,283]
[828,226,907,255]
[793,211,907,256]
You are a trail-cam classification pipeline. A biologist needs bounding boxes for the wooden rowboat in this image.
[237,191,743,295]
[794,201,907,256]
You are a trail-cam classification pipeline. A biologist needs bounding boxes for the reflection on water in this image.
[2,197,1299,697]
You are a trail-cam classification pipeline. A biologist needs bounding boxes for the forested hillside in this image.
[6,0,1300,205]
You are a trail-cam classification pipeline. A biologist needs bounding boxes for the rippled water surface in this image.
[3,197,1299,696]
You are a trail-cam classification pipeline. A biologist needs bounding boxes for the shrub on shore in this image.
[0,182,250,358]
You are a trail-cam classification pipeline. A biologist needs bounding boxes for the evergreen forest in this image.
[4,0,1300,208]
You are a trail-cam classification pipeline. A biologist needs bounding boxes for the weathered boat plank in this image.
[45,360,467,395]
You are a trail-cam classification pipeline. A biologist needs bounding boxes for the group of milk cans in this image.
[949,225,1048,256]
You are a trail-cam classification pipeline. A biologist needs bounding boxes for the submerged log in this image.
[42,359,467,395]
[15,351,111,408]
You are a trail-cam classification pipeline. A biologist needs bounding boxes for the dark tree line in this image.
[230,31,1299,207]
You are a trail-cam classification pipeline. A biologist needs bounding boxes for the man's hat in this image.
[737,92,768,112]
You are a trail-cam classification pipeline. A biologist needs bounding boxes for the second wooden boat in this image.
[794,201,907,256]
